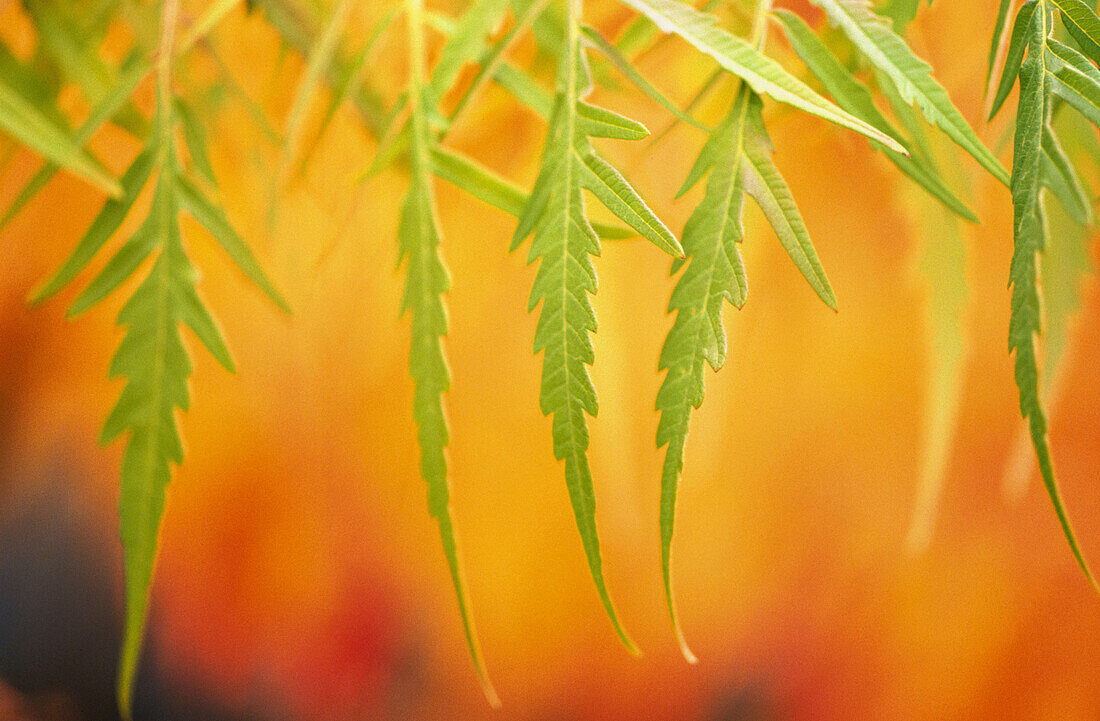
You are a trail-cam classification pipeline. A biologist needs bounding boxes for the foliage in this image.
[0,0,1097,712]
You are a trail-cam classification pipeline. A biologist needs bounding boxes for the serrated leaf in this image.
[614,0,908,153]
[808,0,1010,185]
[510,10,639,654]
[656,85,751,664]
[774,9,977,222]
[1050,0,1100,65]
[401,0,498,706]
[1009,6,1096,589]
[742,95,837,309]
[0,77,122,197]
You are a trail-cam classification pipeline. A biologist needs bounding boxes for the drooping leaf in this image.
[510,6,646,655]
[428,0,510,102]
[0,76,122,197]
[774,10,978,222]
[401,0,499,705]
[742,95,837,309]
[986,0,1016,93]
[989,0,1039,121]
[1040,124,1093,225]
[613,0,908,153]
[656,85,751,664]
[1008,6,1096,588]
[808,0,1010,185]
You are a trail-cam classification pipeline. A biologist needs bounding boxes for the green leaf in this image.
[429,145,635,239]
[742,94,837,309]
[613,0,908,153]
[401,0,498,706]
[1009,6,1096,589]
[0,77,122,197]
[282,0,354,170]
[29,144,158,305]
[1050,0,1100,65]
[1040,124,1093,225]
[774,9,978,222]
[175,177,290,311]
[808,0,1010,185]
[580,24,708,131]
[987,0,1016,91]
[511,8,639,655]
[656,85,751,664]
[1046,38,1100,127]
[578,142,682,254]
[428,0,510,102]
[1,53,146,232]
[990,1,1039,121]
[576,100,650,139]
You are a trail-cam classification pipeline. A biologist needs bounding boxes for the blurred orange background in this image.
[1,0,1099,719]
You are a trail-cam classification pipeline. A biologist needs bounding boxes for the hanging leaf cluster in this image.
[0,0,1096,712]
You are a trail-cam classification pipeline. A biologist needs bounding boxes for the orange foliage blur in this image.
[1,0,1099,719]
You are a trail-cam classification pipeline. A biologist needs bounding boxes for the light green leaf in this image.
[429,145,635,239]
[808,0,1010,185]
[1,53,146,232]
[657,85,751,664]
[402,0,498,706]
[176,177,290,312]
[1009,6,1096,589]
[511,7,639,655]
[613,0,908,153]
[0,77,122,197]
[578,142,682,254]
[576,100,650,139]
[986,0,1015,92]
[742,95,837,309]
[29,144,158,305]
[428,0,510,102]
[580,24,708,131]
[774,9,978,222]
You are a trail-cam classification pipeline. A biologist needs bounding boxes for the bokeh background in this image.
[1,0,1099,719]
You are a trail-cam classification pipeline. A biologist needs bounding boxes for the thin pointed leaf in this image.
[808,0,1010,185]
[576,101,650,139]
[511,14,638,653]
[1009,7,1096,589]
[176,176,290,312]
[402,0,498,705]
[990,1,1038,121]
[774,9,978,222]
[1046,38,1100,127]
[580,25,708,130]
[614,0,908,153]
[657,86,752,664]
[428,0,510,101]
[1050,0,1100,65]
[578,143,682,255]
[1040,125,1092,224]
[0,77,122,197]
[987,0,1015,91]
[742,96,837,309]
